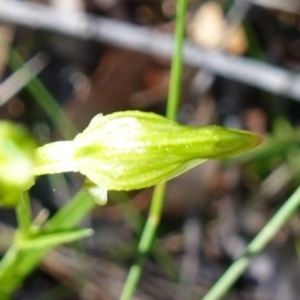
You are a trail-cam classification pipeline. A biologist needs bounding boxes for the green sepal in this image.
[15,228,93,251]
[73,111,263,190]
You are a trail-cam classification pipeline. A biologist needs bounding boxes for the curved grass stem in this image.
[202,185,300,300]
[119,183,166,300]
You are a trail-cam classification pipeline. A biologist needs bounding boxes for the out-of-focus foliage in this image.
[0,122,36,206]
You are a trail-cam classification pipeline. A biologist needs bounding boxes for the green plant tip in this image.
[0,121,36,206]
[35,111,263,193]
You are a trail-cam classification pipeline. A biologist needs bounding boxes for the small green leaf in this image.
[16,228,93,251]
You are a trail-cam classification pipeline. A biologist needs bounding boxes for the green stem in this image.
[119,183,166,300]
[166,0,187,120]
[16,191,31,237]
[110,192,179,281]
[202,185,300,300]
[0,245,22,299]
[0,190,95,298]
[119,0,187,299]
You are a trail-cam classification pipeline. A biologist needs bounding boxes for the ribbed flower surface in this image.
[73,111,263,190]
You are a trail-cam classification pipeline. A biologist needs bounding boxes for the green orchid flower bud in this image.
[0,122,36,206]
[35,111,263,202]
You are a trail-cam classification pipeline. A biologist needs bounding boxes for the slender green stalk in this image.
[119,0,187,299]
[166,0,187,120]
[15,191,31,237]
[110,192,179,281]
[138,184,166,253]
[119,183,166,300]
[202,185,300,300]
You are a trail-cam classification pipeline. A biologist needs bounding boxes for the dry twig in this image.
[0,1,300,100]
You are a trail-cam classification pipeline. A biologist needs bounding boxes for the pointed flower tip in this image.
[246,130,265,149]
[256,133,265,146]
[226,129,265,157]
